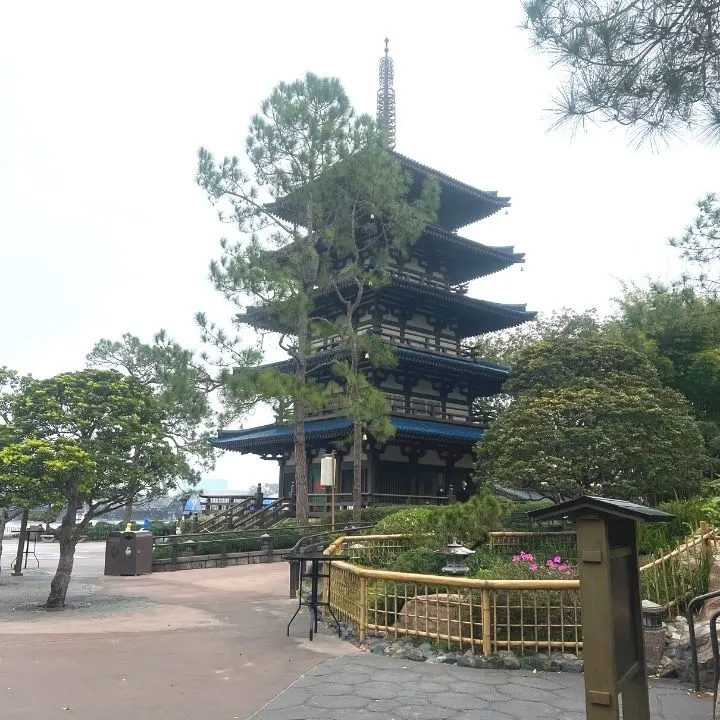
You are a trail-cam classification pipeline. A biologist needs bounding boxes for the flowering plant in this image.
[511,550,575,577]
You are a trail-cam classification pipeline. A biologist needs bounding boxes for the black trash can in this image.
[104,531,153,576]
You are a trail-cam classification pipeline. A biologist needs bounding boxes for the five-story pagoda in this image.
[213,43,535,514]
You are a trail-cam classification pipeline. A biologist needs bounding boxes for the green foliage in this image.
[12,370,190,522]
[476,335,707,502]
[615,285,720,427]
[333,505,400,526]
[669,194,720,294]
[371,506,439,539]
[151,529,300,560]
[465,310,601,421]
[432,493,506,546]
[523,0,720,145]
[501,500,556,530]
[389,547,445,575]
[637,498,711,556]
[86,331,220,476]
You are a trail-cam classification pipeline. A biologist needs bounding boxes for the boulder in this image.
[393,593,478,640]
[700,555,720,621]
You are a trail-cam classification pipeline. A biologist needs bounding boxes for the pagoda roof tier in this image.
[214,415,484,453]
[393,153,510,229]
[255,346,509,385]
[265,151,510,233]
[241,275,535,338]
[419,225,524,283]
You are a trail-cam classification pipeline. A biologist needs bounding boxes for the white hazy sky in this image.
[2,2,719,491]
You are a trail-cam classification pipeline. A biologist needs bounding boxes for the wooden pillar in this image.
[278,457,287,497]
[576,515,620,720]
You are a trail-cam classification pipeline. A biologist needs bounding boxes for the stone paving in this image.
[249,653,712,720]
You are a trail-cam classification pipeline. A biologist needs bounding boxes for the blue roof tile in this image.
[214,415,484,451]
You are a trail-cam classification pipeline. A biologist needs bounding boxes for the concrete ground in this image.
[0,541,354,720]
[0,540,714,720]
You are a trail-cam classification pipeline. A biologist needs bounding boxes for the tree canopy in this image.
[523,0,720,145]
[475,334,706,502]
[9,369,187,607]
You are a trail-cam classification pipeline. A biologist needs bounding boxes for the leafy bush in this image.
[433,493,506,546]
[501,499,556,530]
[334,506,401,526]
[389,547,445,575]
[372,506,440,539]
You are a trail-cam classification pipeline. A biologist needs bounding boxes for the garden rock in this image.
[659,615,716,686]
[498,650,521,669]
[393,593,477,639]
[406,647,426,662]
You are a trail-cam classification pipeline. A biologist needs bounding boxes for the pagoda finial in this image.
[377,37,396,150]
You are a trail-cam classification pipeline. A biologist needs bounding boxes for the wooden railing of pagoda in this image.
[308,492,449,517]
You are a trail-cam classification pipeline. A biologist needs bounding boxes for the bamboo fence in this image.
[322,525,720,655]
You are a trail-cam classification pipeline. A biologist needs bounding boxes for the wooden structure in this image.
[213,45,534,512]
[529,496,674,720]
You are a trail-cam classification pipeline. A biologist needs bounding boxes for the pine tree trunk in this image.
[12,508,29,576]
[123,500,133,525]
[46,501,79,608]
[294,398,309,527]
[352,419,363,524]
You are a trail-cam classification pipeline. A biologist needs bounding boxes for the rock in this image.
[457,651,489,669]
[520,655,545,671]
[393,593,478,639]
[418,641,434,652]
[701,555,720,621]
[498,650,521,669]
[406,647,426,662]
[370,641,390,655]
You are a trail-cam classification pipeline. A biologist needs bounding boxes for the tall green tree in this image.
[318,139,438,521]
[475,335,706,502]
[523,1,720,145]
[465,309,602,422]
[196,74,437,524]
[669,193,720,294]
[0,367,31,573]
[614,285,720,423]
[196,74,368,524]
[86,331,220,522]
[11,370,189,607]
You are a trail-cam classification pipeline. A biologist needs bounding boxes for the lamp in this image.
[437,538,475,576]
[641,600,664,629]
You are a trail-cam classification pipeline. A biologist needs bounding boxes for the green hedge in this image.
[152,529,301,560]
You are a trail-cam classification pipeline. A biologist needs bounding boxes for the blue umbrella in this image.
[184,495,202,514]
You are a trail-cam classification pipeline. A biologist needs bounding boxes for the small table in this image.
[285,552,348,641]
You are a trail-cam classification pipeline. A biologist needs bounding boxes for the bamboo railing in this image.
[324,535,581,655]
[323,525,720,653]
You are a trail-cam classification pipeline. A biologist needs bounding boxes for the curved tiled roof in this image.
[255,346,509,381]
[213,415,484,452]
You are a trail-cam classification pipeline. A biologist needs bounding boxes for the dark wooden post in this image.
[529,497,674,720]
[256,483,263,511]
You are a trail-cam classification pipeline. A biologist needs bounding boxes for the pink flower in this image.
[557,564,569,572]
[529,563,538,572]
[546,559,555,567]
[552,555,562,564]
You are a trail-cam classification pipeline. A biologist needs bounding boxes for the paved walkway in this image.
[250,654,712,720]
[0,544,353,720]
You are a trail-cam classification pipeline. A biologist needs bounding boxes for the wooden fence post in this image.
[481,588,492,656]
[359,576,367,643]
[700,521,711,557]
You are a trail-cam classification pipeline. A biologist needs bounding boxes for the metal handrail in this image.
[687,590,720,691]
[710,609,720,711]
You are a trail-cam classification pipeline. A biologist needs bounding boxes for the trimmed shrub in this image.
[389,547,445,575]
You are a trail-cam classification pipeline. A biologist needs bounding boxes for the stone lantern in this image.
[641,600,664,630]
[437,538,475,576]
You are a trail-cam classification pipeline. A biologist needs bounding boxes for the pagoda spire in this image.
[377,37,396,149]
